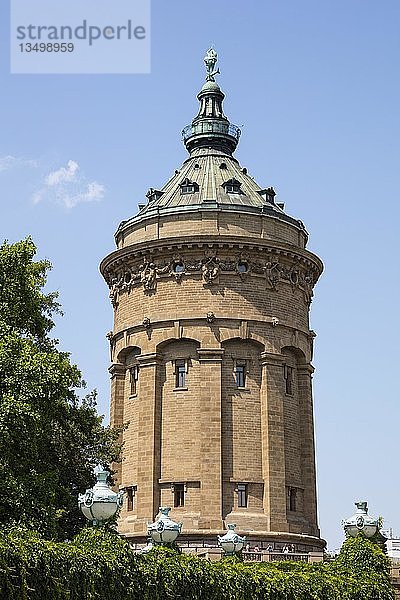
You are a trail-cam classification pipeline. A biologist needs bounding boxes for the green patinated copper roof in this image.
[139,149,281,211]
[117,50,306,235]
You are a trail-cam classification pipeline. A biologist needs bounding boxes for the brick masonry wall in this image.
[159,339,201,482]
[116,210,307,250]
[113,269,310,335]
[103,209,323,546]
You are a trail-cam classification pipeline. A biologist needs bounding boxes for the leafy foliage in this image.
[0,529,394,599]
[0,238,122,540]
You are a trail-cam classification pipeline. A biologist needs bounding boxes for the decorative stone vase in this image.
[218,523,246,555]
[147,507,182,545]
[343,501,379,538]
[78,469,124,525]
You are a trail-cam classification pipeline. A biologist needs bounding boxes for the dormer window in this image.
[146,188,164,203]
[222,178,242,194]
[180,178,199,195]
[257,187,276,204]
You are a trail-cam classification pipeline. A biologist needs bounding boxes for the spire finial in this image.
[204,47,220,82]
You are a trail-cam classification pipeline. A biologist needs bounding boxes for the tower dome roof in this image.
[117,49,307,238]
[200,80,221,93]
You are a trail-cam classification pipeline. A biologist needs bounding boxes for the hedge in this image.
[0,527,394,599]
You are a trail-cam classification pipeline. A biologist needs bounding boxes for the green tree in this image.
[0,238,122,540]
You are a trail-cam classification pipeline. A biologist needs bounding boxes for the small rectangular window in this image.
[284,365,293,395]
[130,365,139,395]
[126,486,135,512]
[174,484,185,507]
[175,359,187,388]
[181,185,196,194]
[237,483,247,508]
[288,487,297,512]
[235,360,246,387]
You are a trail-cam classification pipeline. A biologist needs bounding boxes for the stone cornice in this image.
[100,234,323,277]
[111,316,313,346]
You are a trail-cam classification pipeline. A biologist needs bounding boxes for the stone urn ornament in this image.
[78,467,124,525]
[147,507,182,545]
[218,523,246,556]
[342,501,379,538]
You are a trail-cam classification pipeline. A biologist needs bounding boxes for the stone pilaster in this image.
[197,348,224,531]
[297,364,319,537]
[260,351,289,532]
[108,362,126,487]
[135,352,163,524]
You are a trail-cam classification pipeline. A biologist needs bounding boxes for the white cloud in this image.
[0,155,38,172]
[60,181,105,209]
[33,159,105,209]
[45,159,79,186]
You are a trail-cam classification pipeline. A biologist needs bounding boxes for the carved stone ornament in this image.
[206,312,216,324]
[106,331,115,361]
[201,256,220,286]
[106,251,318,304]
[142,316,152,339]
[142,317,151,329]
[264,257,280,290]
[300,272,314,305]
[271,317,279,328]
[139,260,157,293]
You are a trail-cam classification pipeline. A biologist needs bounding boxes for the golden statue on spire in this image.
[204,47,220,82]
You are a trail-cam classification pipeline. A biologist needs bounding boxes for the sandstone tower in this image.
[100,49,324,551]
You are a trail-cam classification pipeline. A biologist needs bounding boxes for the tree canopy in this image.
[0,238,121,540]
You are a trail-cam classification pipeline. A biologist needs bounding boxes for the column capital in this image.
[136,352,163,367]
[260,351,285,367]
[108,362,126,377]
[197,348,224,362]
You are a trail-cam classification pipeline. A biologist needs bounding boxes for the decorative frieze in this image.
[106,250,318,307]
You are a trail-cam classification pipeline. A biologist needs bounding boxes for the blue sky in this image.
[1,0,399,550]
